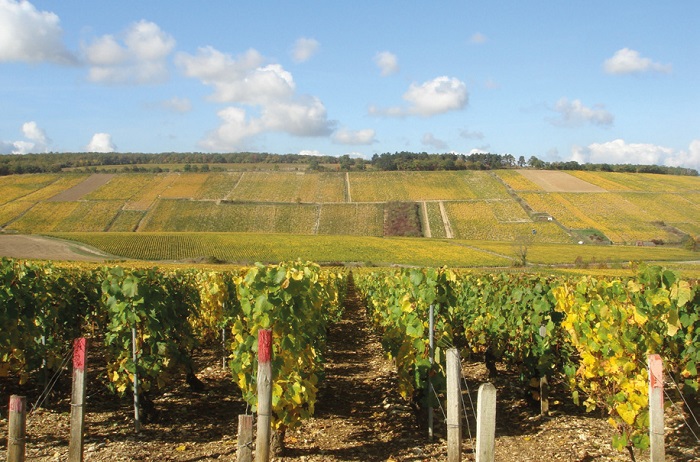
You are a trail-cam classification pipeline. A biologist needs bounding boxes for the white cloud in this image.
[664,140,700,170]
[178,46,334,150]
[177,47,294,104]
[332,128,377,145]
[0,121,52,153]
[374,51,399,76]
[469,32,487,44]
[549,98,613,127]
[0,0,75,64]
[22,121,50,146]
[291,37,319,63]
[422,133,448,150]
[299,150,324,157]
[603,48,671,75]
[86,133,117,152]
[571,139,673,166]
[369,76,468,117]
[83,20,175,84]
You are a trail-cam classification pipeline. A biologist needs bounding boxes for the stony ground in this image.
[1,279,699,461]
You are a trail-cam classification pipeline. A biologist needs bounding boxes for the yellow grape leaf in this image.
[111,370,120,382]
[616,403,636,426]
[633,308,647,326]
[175,444,187,452]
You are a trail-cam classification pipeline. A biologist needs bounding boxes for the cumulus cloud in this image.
[571,139,674,167]
[178,46,335,150]
[369,76,468,117]
[291,37,319,63]
[177,47,294,104]
[374,51,399,76]
[664,140,700,170]
[469,32,487,44]
[422,133,448,150]
[86,133,117,152]
[332,128,377,145]
[549,98,614,127]
[0,0,75,64]
[299,150,324,157]
[0,121,52,154]
[22,121,50,146]
[83,20,175,84]
[603,48,671,75]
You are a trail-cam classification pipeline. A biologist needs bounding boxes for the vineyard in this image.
[1,257,699,460]
[0,170,699,254]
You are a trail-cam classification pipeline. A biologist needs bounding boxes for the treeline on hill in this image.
[0,151,696,176]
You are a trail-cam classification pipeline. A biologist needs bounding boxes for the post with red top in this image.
[68,337,88,462]
[7,395,26,462]
[648,354,665,462]
[255,329,273,462]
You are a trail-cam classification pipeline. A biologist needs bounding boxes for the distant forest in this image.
[0,151,697,176]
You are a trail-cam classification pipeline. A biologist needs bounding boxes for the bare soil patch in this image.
[0,234,110,261]
[1,277,698,461]
[48,174,115,202]
[518,170,606,193]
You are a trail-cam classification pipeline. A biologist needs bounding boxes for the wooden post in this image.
[538,325,549,415]
[222,327,227,370]
[446,348,461,462]
[540,376,549,415]
[256,329,273,462]
[132,327,141,433]
[68,338,88,462]
[648,354,665,462]
[237,414,254,462]
[7,395,27,462]
[428,304,434,441]
[476,383,497,462]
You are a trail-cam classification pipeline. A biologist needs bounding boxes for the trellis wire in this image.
[29,345,74,416]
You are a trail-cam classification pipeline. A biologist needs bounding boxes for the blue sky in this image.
[1,0,698,169]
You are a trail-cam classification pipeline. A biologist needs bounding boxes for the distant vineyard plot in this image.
[0,170,699,252]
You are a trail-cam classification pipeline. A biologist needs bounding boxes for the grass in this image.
[348,171,486,202]
[462,240,700,266]
[45,232,700,269]
[228,171,346,203]
[47,232,513,267]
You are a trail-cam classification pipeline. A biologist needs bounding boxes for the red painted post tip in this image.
[9,395,25,413]
[649,354,663,389]
[73,337,87,371]
[258,329,272,363]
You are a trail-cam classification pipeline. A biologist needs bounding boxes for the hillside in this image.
[1,169,699,266]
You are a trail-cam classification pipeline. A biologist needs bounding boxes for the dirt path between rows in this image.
[0,234,110,261]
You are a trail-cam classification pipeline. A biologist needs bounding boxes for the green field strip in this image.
[347,171,482,202]
[83,174,155,201]
[226,171,345,203]
[316,203,384,236]
[108,210,147,232]
[0,173,63,205]
[569,171,700,192]
[48,232,514,267]
[140,199,318,233]
[460,240,700,265]
[425,201,446,238]
[193,172,243,200]
[0,200,39,227]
